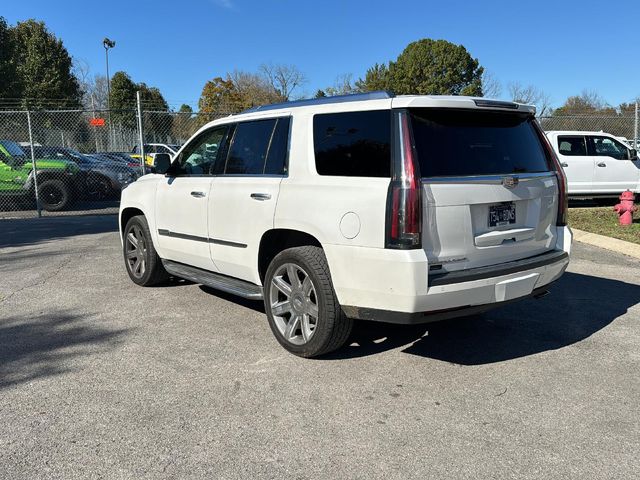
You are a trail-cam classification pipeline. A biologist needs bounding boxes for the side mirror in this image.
[629,148,638,160]
[153,153,172,174]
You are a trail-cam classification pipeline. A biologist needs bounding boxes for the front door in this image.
[555,135,594,194]
[587,135,640,193]
[155,125,230,271]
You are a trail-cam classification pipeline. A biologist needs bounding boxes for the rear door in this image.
[409,109,559,272]
[155,125,229,271]
[587,135,640,193]
[208,117,290,284]
[554,135,594,194]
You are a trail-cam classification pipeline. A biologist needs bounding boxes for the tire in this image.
[38,179,72,211]
[86,174,113,200]
[123,215,169,286]
[264,246,353,358]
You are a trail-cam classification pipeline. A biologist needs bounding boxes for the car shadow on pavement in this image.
[0,311,129,390]
[327,272,640,364]
[0,215,118,248]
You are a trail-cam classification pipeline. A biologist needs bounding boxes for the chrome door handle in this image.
[560,162,568,167]
[250,193,271,201]
[190,191,206,198]
[597,162,606,167]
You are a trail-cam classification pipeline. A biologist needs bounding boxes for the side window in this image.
[225,119,277,175]
[264,117,291,175]
[175,126,228,176]
[557,136,587,156]
[588,136,629,160]
[313,110,391,177]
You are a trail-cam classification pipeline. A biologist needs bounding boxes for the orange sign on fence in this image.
[89,117,105,127]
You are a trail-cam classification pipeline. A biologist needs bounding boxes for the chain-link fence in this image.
[0,103,638,219]
[0,105,231,218]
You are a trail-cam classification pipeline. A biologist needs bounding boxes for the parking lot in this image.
[1,215,639,479]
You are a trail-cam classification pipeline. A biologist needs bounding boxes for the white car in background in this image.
[546,131,640,196]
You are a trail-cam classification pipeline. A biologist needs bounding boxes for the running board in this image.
[162,260,263,300]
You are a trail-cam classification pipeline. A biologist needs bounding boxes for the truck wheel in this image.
[264,246,353,358]
[123,215,168,286]
[39,179,71,211]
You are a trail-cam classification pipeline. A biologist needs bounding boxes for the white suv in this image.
[546,130,640,196]
[119,92,572,357]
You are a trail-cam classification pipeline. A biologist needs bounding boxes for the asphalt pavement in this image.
[0,215,638,479]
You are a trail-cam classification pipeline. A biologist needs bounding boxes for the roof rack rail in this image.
[241,91,394,114]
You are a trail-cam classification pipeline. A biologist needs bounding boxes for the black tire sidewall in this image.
[264,248,338,357]
[123,216,157,286]
[39,179,70,212]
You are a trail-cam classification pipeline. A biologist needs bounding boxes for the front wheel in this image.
[264,246,353,358]
[123,215,168,286]
[38,179,72,211]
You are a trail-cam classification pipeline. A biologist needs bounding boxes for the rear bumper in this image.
[326,227,572,324]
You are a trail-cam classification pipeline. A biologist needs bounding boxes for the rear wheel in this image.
[264,246,353,358]
[123,215,168,286]
[38,179,72,211]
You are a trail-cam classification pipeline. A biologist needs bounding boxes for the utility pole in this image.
[635,101,638,151]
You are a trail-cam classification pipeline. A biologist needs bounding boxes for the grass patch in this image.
[569,207,640,244]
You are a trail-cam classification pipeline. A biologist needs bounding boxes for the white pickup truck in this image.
[546,131,640,196]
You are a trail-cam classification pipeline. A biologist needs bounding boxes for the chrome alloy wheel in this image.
[269,263,319,345]
[125,225,147,279]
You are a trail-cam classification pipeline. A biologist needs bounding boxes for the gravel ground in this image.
[0,215,638,479]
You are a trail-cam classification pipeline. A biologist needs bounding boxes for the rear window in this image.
[313,110,391,177]
[410,109,550,177]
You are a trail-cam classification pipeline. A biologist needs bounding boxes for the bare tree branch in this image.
[508,81,552,116]
[481,71,502,99]
[259,63,307,101]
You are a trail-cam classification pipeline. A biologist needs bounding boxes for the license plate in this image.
[489,202,516,227]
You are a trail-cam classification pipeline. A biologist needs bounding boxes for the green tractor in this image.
[0,140,81,212]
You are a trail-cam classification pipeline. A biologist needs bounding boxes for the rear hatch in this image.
[409,108,559,272]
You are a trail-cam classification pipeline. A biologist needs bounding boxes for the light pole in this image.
[103,37,116,110]
[103,38,115,149]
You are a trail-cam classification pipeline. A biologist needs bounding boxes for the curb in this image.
[572,228,640,259]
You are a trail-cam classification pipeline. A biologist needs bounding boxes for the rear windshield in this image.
[410,109,550,177]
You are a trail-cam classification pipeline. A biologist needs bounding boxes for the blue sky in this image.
[4,0,640,110]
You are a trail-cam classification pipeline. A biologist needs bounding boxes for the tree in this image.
[230,70,283,108]
[172,104,195,142]
[198,71,283,117]
[198,75,241,116]
[323,73,358,96]
[9,19,81,108]
[481,71,502,99]
[553,90,612,115]
[259,63,307,100]
[314,89,327,98]
[358,39,483,96]
[508,82,551,116]
[356,63,389,92]
[0,17,19,101]
[109,71,138,129]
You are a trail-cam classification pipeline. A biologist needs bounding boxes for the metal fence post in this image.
[634,102,638,149]
[26,110,42,218]
[136,91,146,176]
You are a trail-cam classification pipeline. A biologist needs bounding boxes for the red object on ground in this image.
[89,117,105,126]
[613,190,638,226]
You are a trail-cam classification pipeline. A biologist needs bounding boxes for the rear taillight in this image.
[386,110,421,249]
[534,121,568,226]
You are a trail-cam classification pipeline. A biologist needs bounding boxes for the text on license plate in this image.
[489,202,516,227]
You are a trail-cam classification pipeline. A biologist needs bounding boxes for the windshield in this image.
[410,109,550,177]
[0,141,27,158]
